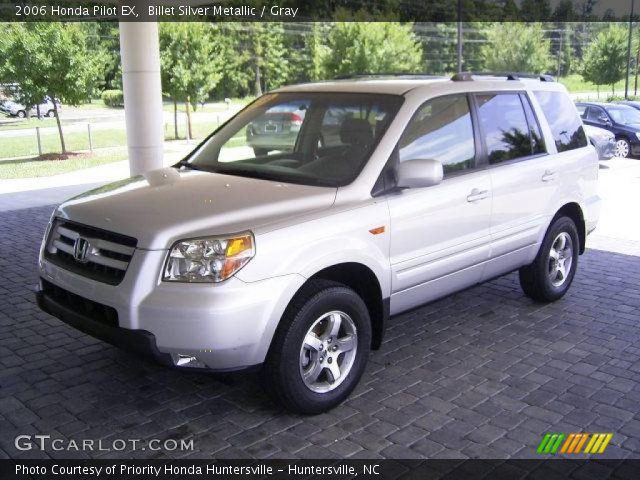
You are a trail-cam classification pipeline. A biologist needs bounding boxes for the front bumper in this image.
[37,288,173,367]
[38,250,306,371]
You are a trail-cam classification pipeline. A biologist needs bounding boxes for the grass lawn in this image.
[0,127,128,158]
[0,116,60,130]
[162,97,252,114]
[0,150,127,179]
[558,74,640,95]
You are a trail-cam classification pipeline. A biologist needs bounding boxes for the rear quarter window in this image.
[534,91,587,152]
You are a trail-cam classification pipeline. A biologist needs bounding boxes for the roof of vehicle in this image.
[274,73,566,96]
[577,101,636,109]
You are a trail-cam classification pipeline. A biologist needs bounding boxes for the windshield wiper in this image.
[175,160,214,172]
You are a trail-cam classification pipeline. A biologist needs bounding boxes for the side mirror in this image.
[396,159,443,189]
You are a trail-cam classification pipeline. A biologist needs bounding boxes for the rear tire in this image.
[47,110,55,118]
[16,110,26,118]
[519,216,579,303]
[263,280,371,414]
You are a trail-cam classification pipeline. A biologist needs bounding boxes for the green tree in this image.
[319,12,423,78]
[581,25,628,95]
[481,23,551,73]
[0,23,103,154]
[159,23,223,139]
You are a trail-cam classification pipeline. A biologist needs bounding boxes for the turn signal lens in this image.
[163,232,255,283]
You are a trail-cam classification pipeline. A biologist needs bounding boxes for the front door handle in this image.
[542,170,557,182]
[467,188,489,203]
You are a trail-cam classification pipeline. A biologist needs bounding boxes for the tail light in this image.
[289,113,303,126]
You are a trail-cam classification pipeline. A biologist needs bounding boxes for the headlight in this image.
[163,232,255,283]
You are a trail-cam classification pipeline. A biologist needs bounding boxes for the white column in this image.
[119,22,164,176]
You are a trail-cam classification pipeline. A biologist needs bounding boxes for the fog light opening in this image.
[171,353,207,369]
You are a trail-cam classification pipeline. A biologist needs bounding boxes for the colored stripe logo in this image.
[537,433,612,454]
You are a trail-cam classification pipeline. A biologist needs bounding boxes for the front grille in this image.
[44,219,137,286]
[41,279,119,327]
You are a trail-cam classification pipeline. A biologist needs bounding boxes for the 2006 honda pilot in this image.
[37,73,600,413]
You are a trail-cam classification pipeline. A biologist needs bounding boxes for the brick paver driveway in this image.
[1,162,639,460]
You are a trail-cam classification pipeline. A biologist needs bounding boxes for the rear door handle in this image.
[542,170,557,182]
[467,188,489,203]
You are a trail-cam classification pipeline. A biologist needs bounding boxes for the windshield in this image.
[183,92,403,187]
[607,106,640,125]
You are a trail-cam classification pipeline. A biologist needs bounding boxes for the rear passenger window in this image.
[534,91,588,152]
[398,94,475,176]
[475,93,536,164]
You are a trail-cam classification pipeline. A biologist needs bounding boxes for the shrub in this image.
[101,89,124,108]
[605,94,640,102]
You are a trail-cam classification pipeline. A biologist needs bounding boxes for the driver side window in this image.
[398,95,476,176]
[586,106,608,125]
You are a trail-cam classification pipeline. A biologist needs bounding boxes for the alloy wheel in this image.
[548,232,573,287]
[615,139,630,158]
[299,310,358,393]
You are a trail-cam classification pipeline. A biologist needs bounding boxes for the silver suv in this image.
[37,73,601,413]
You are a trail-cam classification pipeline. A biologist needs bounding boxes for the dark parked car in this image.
[576,102,640,158]
[616,100,640,112]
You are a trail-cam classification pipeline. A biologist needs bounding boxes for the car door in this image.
[385,94,492,314]
[584,105,612,129]
[482,90,588,281]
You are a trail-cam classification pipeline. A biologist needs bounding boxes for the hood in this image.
[583,125,614,141]
[618,123,640,131]
[56,168,337,249]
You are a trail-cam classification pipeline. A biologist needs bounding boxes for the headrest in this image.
[339,118,374,146]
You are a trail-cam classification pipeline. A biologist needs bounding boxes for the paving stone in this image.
[0,204,638,459]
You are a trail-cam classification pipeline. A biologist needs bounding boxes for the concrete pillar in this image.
[119,22,164,176]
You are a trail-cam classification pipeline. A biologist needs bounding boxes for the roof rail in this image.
[334,73,446,80]
[451,72,555,82]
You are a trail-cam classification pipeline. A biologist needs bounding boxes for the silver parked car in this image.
[37,74,600,413]
[584,124,615,160]
[4,97,61,118]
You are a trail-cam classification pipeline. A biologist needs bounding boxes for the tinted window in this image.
[534,91,588,152]
[398,95,475,175]
[522,94,546,155]
[576,104,587,117]
[476,93,534,164]
[586,106,607,123]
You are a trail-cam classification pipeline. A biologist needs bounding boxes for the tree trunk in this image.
[36,104,41,120]
[635,50,639,96]
[51,96,66,154]
[185,96,193,140]
[173,99,178,139]
[254,62,262,97]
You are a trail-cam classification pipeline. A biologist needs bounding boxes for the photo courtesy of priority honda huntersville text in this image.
[37,73,600,414]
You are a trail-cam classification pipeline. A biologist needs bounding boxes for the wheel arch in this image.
[553,202,586,254]
[292,262,387,350]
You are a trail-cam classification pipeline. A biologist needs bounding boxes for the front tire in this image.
[264,280,371,414]
[615,138,630,158]
[16,110,26,118]
[47,110,55,118]
[519,216,579,303]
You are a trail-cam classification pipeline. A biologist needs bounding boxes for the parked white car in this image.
[583,124,615,160]
[4,98,61,118]
[37,73,600,413]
